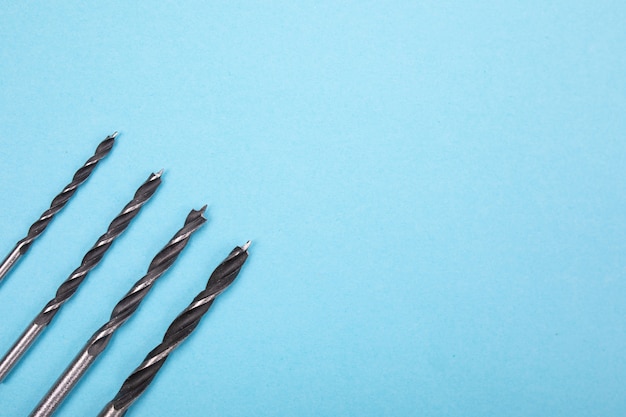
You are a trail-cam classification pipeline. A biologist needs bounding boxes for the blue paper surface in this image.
[1,1,625,416]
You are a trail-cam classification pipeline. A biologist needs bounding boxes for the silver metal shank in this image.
[0,320,45,381]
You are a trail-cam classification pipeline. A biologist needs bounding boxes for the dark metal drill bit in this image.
[98,241,251,417]
[30,206,207,417]
[0,132,117,285]
[0,170,162,383]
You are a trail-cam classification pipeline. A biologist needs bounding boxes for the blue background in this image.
[1,1,625,416]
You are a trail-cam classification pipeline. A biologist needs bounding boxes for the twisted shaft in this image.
[98,242,251,417]
[0,171,162,382]
[30,207,207,417]
[0,132,117,284]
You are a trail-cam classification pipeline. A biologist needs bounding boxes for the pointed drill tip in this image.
[195,204,208,220]
[110,131,119,139]
[242,241,252,251]
[154,169,165,178]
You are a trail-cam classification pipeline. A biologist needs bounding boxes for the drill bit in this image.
[98,241,251,417]
[0,132,117,285]
[30,206,207,417]
[0,171,162,383]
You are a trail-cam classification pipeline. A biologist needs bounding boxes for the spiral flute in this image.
[0,132,117,285]
[30,206,207,417]
[0,171,162,383]
[98,241,251,417]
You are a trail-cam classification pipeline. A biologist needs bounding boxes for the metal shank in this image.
[0,320,45,380]
[30,347,97,417]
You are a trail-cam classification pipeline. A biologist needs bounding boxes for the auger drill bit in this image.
[0,132,117,285]
[30,206,208,417]
[98,241,251,417]
[0,171,162,382]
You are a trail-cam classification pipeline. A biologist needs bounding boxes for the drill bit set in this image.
[0,133,251,417]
